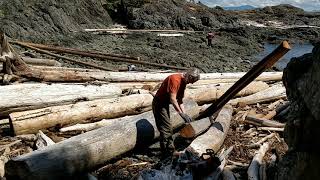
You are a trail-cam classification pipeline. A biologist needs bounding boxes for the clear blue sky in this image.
[200,0,320,12]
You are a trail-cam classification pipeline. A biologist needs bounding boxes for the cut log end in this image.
[179,123,196,138]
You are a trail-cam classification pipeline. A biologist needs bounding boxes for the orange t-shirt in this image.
[155,74,186,104]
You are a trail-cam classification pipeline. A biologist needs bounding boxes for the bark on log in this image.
[245,115,285,128]
[0,83,122,117]
[186,105,233,157]
[5,100,199,180]
[10,94,153,135]
[247,142,271,180]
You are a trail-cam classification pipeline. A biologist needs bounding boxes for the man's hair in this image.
[184,68,200,82]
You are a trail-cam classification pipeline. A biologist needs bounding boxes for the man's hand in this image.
[179,113,192,123]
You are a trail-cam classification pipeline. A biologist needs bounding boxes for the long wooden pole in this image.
[13,41,115,71]
[196,41,291,120]
[12,41,189,70]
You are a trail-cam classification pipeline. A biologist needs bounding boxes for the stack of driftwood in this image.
[0,33,289,180]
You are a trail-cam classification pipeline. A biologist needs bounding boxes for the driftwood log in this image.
[0,57,61,67]
[9,94,153,135]
[245,115,285,127]
[5,100,199,180]
[247,142,272,180]
[186,105,233,157]
[0,83,121,117]
[186,81,269,105]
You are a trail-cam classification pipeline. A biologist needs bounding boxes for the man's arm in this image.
[171,94,192,123]
[170,93,183,113]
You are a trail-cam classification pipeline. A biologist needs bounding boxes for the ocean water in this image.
[255,43,314,70]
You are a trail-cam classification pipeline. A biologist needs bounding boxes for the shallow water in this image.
[255,43,314,70]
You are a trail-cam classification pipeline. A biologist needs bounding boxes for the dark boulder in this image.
[276,41,320,180]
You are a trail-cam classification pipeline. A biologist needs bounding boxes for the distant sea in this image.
[255,43,314,70]
[223,5,256,11]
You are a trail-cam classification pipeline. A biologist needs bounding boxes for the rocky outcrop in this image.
[0,0,112,41]
[276,41,320,180]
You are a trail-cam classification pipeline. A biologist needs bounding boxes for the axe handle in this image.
[196,41,291,120]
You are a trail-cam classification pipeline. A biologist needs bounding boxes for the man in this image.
[207,31,215,47]
[152,68,200,156]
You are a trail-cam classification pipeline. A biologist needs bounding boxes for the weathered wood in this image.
[10,94,153,135]
[60,116,138,132]
[104,71,283,82]
[0,119,9,125]
[0,57,61,67]
[0,148,9,178]
[247,142,271,180]
[13,41,115,71]
[22,57,61,66]
[0,140,21,152]
[245,115,285,128]
[229,84,286,105]
[262,110,276,120]
[5,100,199,180]
[247,133,276,148]
[186,81,269,105]
[186,105,233,157]
[257,127,284,132]
[0,83,122,117]
[199,85,286,116]
[35,130,55,150]
[14,41,188,71]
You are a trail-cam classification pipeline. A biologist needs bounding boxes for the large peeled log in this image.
[5,100,199,180]
[0,83,122,117]
[186,105,233,157]
[9,94,153,135]
[186,81,269,105]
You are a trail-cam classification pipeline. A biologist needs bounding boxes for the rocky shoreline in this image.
[0,1,319,72]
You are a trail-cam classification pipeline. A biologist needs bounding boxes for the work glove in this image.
[179,113,192,123]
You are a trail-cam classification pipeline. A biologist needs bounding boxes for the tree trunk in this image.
[186,105,233,157]
[10,94,153,135]
[0,83,122,117]
[186,81,269,105]
[5,100,199,180]
[228,84,286,105]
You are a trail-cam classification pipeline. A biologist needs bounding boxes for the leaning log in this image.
[186,105,233,157]
[9,94,153,135]
[5,100,199,180]
[0,83,122,117]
